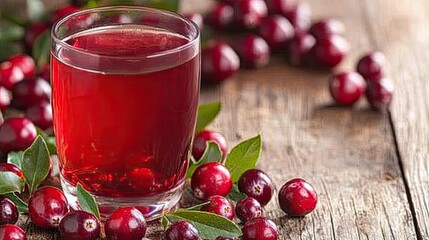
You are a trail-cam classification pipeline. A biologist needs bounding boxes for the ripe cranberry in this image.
[265,0,299,15]
[0,197,19,225]
[12,77,51,110]
[357,51,386,82]
[0,163,24,180]
[238,169,273,206]
[0,118,37,153]
[282,2,311,32]
[235,197,263,223]
[165,221,199,240]
[51,5,81,24]
[0,62,24,90]
[258,15,294,52]
[216,237,235,240]
[241,217,278,240]
[192,130,227,161]
[329,72,366,106]
[366,78,394,110]
[205,3,234,30]
[309,19,346,39]
[0,224,26,240]
[278,178,317,216]
[288,32,316,66]
[201,42,240,83]
[307,34,349,69]
[8,54,36,79]
[28,186,69,228]
[0,87,12,110]
[59,211,100,240]
[233,0,268,29]
[25,101,53,130]
[201,195,235,220]
[191,162,232,200]
[39,64,50,82]
[24,22,49,52]
[185,13,204,30]
[105,207,147,240]
[234,35,270,69]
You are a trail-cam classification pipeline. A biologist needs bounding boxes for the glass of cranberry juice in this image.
[50,6,200,220]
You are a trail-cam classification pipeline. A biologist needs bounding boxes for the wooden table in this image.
[6,0,429,239]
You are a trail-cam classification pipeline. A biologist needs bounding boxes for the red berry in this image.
[8,54,36,79]
[59,211,100,240]
[309,19,346,39]
[235,197,263,223]
[192,130,227,161]
[105,207,147,240]
[357,51,386,82]
[216,237,236,240]
[258,15,294,52]
[0,87,12,111]
[234,35,270,69]
[51,5,81,24]
[238,169,273,206]
[39,64,50,82]
[278,178,317,216]
[0,163,24,180]
[201,195,235,220]
[288,32,316,66]
[0,62,24,90]
[329,72,367,106]
[366,78,394,110]
[28,186,69,228]
[205,3,234,30]
[0,117,37,153]
[185,13,204,30]
[0,224,26,240]
[191,162,232,200]
[24,23,49,52]
[0,197,18,225]
[12,77,51,110]
[165,221,199,240]
[202,42,240,83]
[265,0,299,15]
[24,101,53,130]
[282,2,311,32]
[308,34,349,69]
[241,217,278,240]
[233,0,268,29]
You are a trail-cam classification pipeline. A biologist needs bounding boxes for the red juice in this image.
[51,25,200,198]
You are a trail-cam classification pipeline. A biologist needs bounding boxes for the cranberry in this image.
[241,217,278,240]
[0,224,26,240]
[307,34,349,69]
[39,64,50,82]
[191,162,232,200]
[366,78,394,110]
[25,101,53,130]
[282,2,311,32]
[233,0,268,29]
[258,15,294,52]
[205,3,234,30]
[265,0,299,15]
[51,5,81,24]
[192,130,227,161]
[12,77,51,110]
[309,19,346,39]
[185,13,204,30]
[235,197,263,223]
[0,163,24,180]
[238,169,273,206]
[0,117,37,153]
[201,195,235,220]
[0,197,18,225]
[105,207,147,240]
[0,87,12,111]
[59,211,100,240]
[165,220,199,240]
[234,35,270,69]
[28,186,69,228]
[0,62,24,90]
[8,54,36,79]
[329,72,367,106]
[201,42,240,83]
[357,51,386,82]
[278,178,317,216]
[216,237,236,240]
[24,22,49,52]
[288,32,316,66]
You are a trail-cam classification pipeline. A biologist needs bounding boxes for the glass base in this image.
[60,174,184,221]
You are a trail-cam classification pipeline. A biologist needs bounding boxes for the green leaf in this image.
[0,42,22,62]
[225,134,262,182]
[7,151,24,168]
[77,183,101,220]
[161,216,170,231]
[147,0,179,11]
[32,30,50,68]
[186,142,222,178]
[228,184,246,202]
[0,21,24,42]
[167,210,241,239]
[1,14,27,27]
[84,0,98,8]
[186,201,209,210]
[0,172,25,195]
[196,102,221,133]
[26,0,46,22]
[21,136,50,194]
[36,128,57,155]
[5,193,28,213]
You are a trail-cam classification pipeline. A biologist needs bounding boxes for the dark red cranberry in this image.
[238,169,273,206]
[258,15,294,52]
[329,72,366,106]
[39,64,50,82]
[233,0,268,29]
[205,3,234,30]
[0,197,18,225]
[357,51,386,82]
[25,101,53,130]
[0,224,26,240]
[278,178,317,216]
[28,186,69,228]
[282,2,311,32]
[201,195,235,220]
[192,130,227,161]
[366,78,394,110]
[12,77,51,110]
[216,237,236,240]
[0,87,11,111]
[59,211,100,240]
[235,197,263,223]
[51,5,81,24]
[202,42,240,83]
[8,54,36,79]
[185,13,204,30]
[217,0,235,4]
[165,221,199,240]
[105,207,147,240]
[309,19,346,39]
[307,34,349,69]
[288,32,316,66]
[24,22,49,52]
[0,62,24,90]
[241,217,278,240]
[265,0,299,15]
[234,35,270,69]
[0,117,37,153]
[191,162,232,200]
[0,163,24,180]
